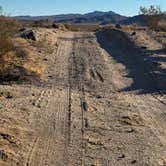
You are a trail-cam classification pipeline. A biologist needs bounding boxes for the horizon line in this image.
[12,10,136,17]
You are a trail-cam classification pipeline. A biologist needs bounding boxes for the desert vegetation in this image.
[0,9,18,56]
[0,6,45,83]
[139,5,165,31]
[139,5,166,50]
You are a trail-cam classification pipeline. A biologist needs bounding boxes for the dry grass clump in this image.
[23,56,45,78]
[16,37,46,78]
[15,39,46,81]
[0,17,17,56]
[31,38,54,54]
[0,17,45,83]
[0,14,46,82]
[0,51,17,73]
[0,17,20,80]
[0,36,14,55]
[0,43,45,82]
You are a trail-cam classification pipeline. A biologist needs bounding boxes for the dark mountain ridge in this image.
[14,11,127,24]
[14,11,166,25]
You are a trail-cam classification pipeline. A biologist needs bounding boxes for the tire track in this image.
[26,35,74,166]
[62,38,74,165]
[26,137,39,166]
[70,33,109,165]
[26,89,52,166]
[72,35,88,165]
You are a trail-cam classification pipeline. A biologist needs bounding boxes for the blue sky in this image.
[0,0,166,16]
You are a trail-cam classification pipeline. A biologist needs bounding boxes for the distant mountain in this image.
[14,11,127,24]
[14,14,81,22]
[14,11,166,25]
[57,11,127,24]
[120,14,166,25]
[120,15,147,25]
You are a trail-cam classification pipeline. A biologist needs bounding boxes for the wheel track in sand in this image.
[26,89,52,166]
[26,35,73,166]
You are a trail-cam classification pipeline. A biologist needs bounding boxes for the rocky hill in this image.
[14,11,127,24]
[14,11,166,25]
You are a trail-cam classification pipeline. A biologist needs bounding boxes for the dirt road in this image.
[0,30,166,166]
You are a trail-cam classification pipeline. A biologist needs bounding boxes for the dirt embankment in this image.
[96,28,166,94]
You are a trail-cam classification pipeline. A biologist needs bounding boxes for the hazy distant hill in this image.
[120,15,147,25]
[120,14,166,25]
[14,14,81,22]
[57,11,127,24]
[14,11,166,25]
[14,11,127,24]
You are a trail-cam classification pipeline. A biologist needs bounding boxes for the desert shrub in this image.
[0,7,21,56]
[15,47,29,58]
[52,23,59,29]
[0,17,15,56]
[0,7,44,82]
[139,5,164,30]
[115,24,121,29]
[0,34,14,55]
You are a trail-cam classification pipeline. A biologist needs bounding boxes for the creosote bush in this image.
[0,17,22,56]
[0,7,44,82]
[0,17,15,56]
[139,5,164,30]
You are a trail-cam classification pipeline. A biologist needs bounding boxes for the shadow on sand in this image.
[96,29,166,94]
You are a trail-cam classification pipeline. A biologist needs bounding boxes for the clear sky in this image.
[0,0,166,16]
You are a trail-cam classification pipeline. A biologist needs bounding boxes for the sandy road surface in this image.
[0,31,166,166]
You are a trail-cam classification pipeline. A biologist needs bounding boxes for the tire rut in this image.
[71,34,91,165]
[26,36,73,166]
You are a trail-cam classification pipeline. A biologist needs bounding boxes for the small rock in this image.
[52,23,67,31]
[131,160,137,164]
[96,95,102,99]
[84,118,89,128]
[115,24,122,29]
[6,94,13,99]
[18,28,26,32]
[125,128,134,133]
[20,30,36,41]
[141,46,147,49]
[131,32,136,36]
[118,154,125,160]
